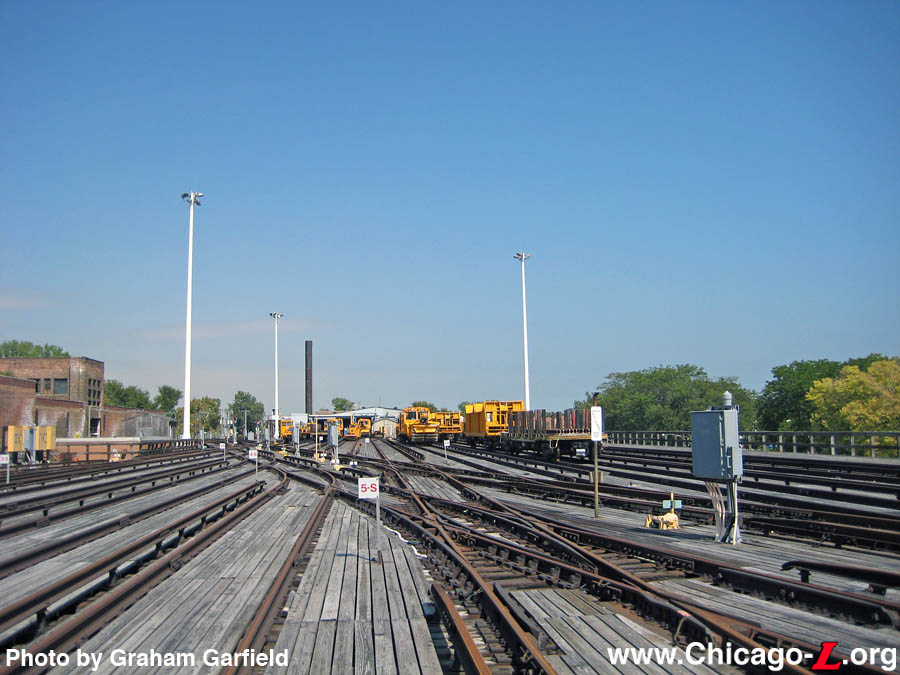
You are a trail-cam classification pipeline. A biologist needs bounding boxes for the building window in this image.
[54,378,69,395]
[42,378,51,393]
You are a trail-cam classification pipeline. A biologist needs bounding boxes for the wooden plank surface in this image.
[271,500,441,674]
[51,483,319,675]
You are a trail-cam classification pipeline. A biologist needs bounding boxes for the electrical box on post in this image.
[328,423,339,449]
[690,408,742,480]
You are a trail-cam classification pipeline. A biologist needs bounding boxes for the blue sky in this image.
[2,1,898,415]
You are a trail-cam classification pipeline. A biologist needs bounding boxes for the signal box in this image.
[690,408,742,480]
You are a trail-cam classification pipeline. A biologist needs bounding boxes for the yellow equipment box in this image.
[36,426,57,451]
[3,426,26,453]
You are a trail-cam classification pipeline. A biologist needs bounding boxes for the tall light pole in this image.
[270,312,283,438]
[181,191,203,439]
[514,252,531,411]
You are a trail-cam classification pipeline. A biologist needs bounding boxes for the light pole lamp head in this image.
[269,312,283,320]
[181,191,204,206]
[514,252,531,262]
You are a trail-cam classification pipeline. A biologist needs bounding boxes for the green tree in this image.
[331,397,354,411]
[807,359,900,432]
[230,391,265,435]
[152,385,181,416]
[580,365,757,431]
[411,400,438,412]
[103,379,153,409]
[458,401,472,413]
[758,354,891,430]
[0,340,70,357]
[175,396,222,436]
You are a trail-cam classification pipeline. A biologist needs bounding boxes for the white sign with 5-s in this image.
[358,477,379,499]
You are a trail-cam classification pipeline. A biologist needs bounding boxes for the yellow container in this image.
[4,425,26,452]
[36,426,57,451]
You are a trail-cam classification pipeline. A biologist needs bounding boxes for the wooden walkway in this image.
[655,577,897,652]
[405,475,463,501]
[512,588,720,674]
[55,482,321,674]
[272,500,442,674]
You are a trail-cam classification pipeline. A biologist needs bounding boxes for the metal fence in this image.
[606,430,900,458]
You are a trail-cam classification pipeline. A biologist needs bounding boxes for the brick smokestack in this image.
[305,340,313,414]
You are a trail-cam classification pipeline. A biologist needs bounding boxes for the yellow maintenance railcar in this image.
[430,411,462,443]
[461,400,524,447]
[398,407,440,444]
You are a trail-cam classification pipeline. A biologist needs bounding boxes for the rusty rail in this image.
[223,479,336,675]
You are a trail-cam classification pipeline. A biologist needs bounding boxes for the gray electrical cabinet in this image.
[328,423,339,449]
[691,408,742,480]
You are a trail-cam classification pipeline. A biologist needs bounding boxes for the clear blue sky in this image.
[2,1,898,415]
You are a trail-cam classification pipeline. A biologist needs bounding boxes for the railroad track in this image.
[0,449,218,493]
[447,442,900,509]
[0,456,240,538]
[0,460,288,675]
[0,463,270,579]
[15,438,883,673]
[412,441,900,551]
[364,438,897,673]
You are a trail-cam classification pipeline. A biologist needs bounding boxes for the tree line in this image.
[576,354,898,432]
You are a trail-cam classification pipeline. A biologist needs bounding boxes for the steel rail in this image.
[605,444,900,479]
[223,477,337,675]
[0,450,218,495]
[0,457,229,517]
[781,560,900,594]
[430,583,492,675]
[421,462,900,550]
[0,459,238,539]
[444,442,900,512]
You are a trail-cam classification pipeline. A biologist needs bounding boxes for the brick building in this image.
[0,374,87,437]
[0,357,173,438]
